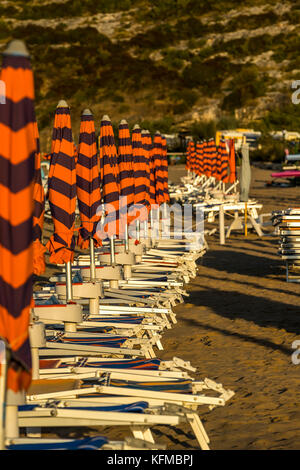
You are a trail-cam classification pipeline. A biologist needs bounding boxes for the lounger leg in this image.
[186,413,210,450]
[130,426,155,444]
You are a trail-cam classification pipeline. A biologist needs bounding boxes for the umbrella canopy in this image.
[33,120,46,275]
[141,129,151,211]
[0,40,35,393]
[239,143,251,202]
[46,101,76,264]
[118,119,134,210]
[198,141,204,176]
[76,109,101,249]
[228,139,236,183]
[218,139,229,183]
[202,140,210,177]
[132,125,149,219]
[161,135,170,203]
[152,131,164,206]
[145,131,156,207]
[208,138,218,180]
[99,115,120,238]
[189,141,196,174]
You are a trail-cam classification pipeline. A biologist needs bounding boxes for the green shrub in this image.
[222,65,267,110]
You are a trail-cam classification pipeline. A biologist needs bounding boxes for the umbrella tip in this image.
[133,124,140,130]
[57,100,69,108]
[120,119,128,125]
[155,130,161,134]
[3,39,30,57]
[102,114,111,121]
[82,108,93,116]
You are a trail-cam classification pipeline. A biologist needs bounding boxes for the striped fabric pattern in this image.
[218,139,229,182]
[76,111,102,249]
[152,131,164,205]
[0,41,34,392]
[161,135,170,203]
[208,138,218,179]
[203,140,211,177]
[132,125,149,220]
[189,141,196,174]
[195,141,201,176]
[33,120,46,275]
[118,120,134,207]
[46,104,76,264]
[199,141,204,175]
[146,131,156,207]
[99,115,120,237]
[228,139,236,183]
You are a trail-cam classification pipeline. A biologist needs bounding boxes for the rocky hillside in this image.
[1,0,300,149]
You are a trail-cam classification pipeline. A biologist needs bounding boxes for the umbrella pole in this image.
[65,261,73,302]
[136,219,140,242]
[245,203,248,237]
[110,235,116,265]
[143,220,148,241]
[90,237,96,281]
[125,223,129,253]
[0,341,8,450]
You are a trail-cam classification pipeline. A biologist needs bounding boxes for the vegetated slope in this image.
[1,0,300,150]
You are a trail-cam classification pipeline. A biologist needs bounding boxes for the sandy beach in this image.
[36,165,300,450]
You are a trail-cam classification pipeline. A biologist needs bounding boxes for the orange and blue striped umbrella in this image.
[228,139,236,183]
[132,125,149,219]
[208,138,218,179]
[161,135,170,203]
[0,40,34,393]
[76,109,101,249]
[145,131,156,207]
[189,141,197,174]
[46,101,76,264]
[99,115,120,237]
[141,129,151,212]
[33,120,46,275]
[218,139,229,182]
[203,140,211,177]
[152,131,164,205]
[118,119,134,208]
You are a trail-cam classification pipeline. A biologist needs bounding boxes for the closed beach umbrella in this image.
[146,131,156,207]
[99,115,120,238]
[46,100,76,264]
[218,139,229,183]
[196,141,201,176]
[0,40,35,396]
[240,143,251,236]
[33,120,46,275]
[189,141,196,174]
[132,125,150,216]
[240,143,251,202]
[161,135,170,203]
[76,109,101,249]
[152,131,164,206]
[228,139,236,183]
[118,119,134,209]
[208,138,218,180]
[141,129,151,212]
